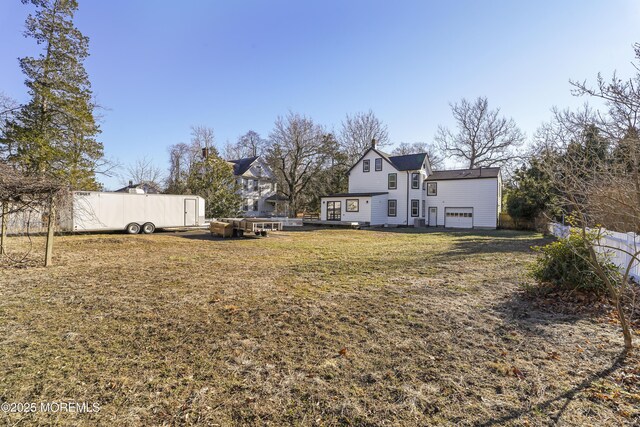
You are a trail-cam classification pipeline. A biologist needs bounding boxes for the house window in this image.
[346,199,359,212]
[243,179,249,191]
[411,199,419,217]
[253,200,259,211]
[243,199,249,211]
[388,173,397,190]
[363,159,370,172]
[388,200,397,217]
[375,158,382,171]
[411,173,420,189]
[253,179,258,191]
[422,200,426,217]
[427,182,437,196]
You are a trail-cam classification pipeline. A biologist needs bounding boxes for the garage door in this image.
[445,207,473,228]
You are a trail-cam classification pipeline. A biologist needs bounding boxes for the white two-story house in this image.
[227,156,284,217]
[320,141,502,228]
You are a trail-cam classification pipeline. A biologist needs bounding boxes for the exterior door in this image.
[184,199,197,226]
[326,201,341,221]
[428,207,437,226]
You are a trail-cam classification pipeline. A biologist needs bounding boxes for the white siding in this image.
[425,178,499,228]
[237,158,277,217]
[320,195,388,225]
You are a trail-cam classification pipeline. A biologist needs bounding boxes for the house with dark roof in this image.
[320,140,502,228]
[226,156,283,217]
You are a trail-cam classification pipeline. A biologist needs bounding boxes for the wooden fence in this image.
[549,223,640,281]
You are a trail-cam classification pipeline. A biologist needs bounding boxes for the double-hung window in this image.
[388,200,397,217]
[388,173,397,190]
[375,158,382,171]
[411,173,420,189]
[363,160,370,172]
[411,199,419,217]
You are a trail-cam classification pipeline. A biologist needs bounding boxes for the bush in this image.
[529,230,619,294]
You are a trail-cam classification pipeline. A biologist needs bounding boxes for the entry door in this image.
[184,199,197,226]
[326,201,341,221]
[428,207,437,226]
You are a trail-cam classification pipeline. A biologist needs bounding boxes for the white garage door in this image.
[445,207,473,228]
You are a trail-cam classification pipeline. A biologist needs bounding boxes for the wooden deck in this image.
[302,219,368,228]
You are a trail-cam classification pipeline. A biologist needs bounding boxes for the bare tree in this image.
[391,142,444,170]
[222,130,267,159]
[165,126,216,194]
[190,125,215,153]
[120,156,164,189]
[0,92,20,160]
[339,110,390,163]
[534,46,640,349]
[435,97,525,170]
[266,113,333,215]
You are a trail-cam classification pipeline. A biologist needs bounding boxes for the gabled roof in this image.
[387,153,428,171]
[347,147,429,174]
[426,167,501,181]
[227,156,259,176]
[114,182,161,194]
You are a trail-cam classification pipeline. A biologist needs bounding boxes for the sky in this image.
[1,0,639,190]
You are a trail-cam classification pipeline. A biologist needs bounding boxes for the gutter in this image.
[406,171,410,225]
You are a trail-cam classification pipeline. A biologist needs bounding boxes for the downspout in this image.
[406,171,410,226]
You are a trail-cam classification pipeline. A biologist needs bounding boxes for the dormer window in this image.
[363,159,370,172]
[375,158,382,171]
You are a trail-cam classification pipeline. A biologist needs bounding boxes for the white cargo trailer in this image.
[67,191,206,234]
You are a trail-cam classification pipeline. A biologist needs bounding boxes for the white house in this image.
[227,156,284,217]
[319,141,502,229]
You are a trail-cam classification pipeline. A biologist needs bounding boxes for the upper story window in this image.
[411,173,420,189]
[363,159,370,172]
[375,158,382,171]
[388,173,397,190]
[253,179,259,191]
[427,182,437,196]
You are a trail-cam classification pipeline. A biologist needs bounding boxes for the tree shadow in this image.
[476,350,628,426]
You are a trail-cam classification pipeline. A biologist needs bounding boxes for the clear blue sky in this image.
[1,1,638,189]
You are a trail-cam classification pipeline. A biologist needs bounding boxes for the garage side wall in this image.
[425,178,499,228]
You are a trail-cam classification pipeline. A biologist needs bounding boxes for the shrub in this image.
[529,229,619,294]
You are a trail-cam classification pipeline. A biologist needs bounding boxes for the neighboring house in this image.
[227,156,282,217]
[115,181,162,194]
[319,140,502,228]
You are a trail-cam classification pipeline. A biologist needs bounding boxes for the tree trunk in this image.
[45,197,56,267]
[0,201,7,256]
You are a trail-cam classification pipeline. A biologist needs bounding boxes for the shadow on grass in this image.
[477,350,629,426]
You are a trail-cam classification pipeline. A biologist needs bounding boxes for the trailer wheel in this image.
[142,222,155,234]
[125,223,141,234]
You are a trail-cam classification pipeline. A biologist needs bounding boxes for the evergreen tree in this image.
[3,0,103,189]
[186,151,242,218]
[506,158,555,221]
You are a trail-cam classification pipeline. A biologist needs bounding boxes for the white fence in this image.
[549,223,640,281]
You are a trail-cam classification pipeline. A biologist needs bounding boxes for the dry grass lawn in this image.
[0,227,638,426]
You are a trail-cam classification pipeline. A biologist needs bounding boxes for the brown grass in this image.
[0,227,638,426]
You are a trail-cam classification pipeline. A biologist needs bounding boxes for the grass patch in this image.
[0,228,636,425]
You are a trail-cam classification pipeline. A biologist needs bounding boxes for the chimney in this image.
[202,147,208,159]
[371,138,376,149]
[128,180,133,187]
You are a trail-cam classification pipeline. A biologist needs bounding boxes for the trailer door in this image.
[184,199,197,226]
